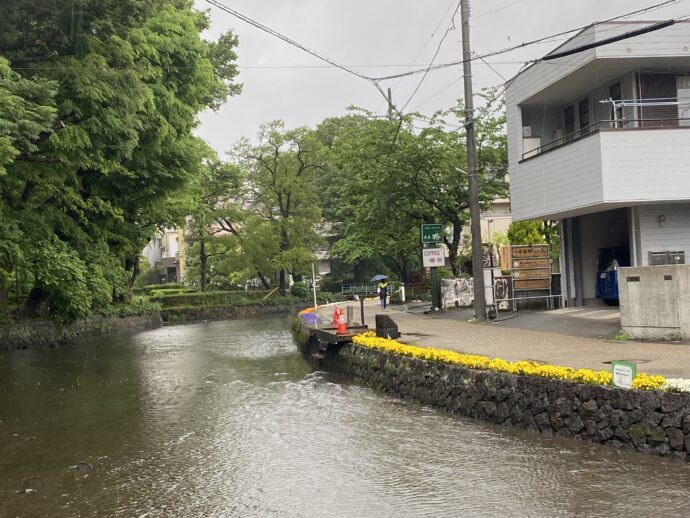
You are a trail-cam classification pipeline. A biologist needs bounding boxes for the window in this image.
[564,105,575,141]
[578,99,590,135]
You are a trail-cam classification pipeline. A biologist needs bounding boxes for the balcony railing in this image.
[521,96,690,161]
[521,117,690,161]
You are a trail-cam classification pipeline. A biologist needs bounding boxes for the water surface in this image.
[2,316,689,517]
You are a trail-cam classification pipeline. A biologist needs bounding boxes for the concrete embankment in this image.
[294,318,690,460]
[160,304,293,324]
[0,313,162,350]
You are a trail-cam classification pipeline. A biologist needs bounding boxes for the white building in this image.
[506,20,690,306]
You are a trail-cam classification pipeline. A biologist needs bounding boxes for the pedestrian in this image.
[377,279,389,309]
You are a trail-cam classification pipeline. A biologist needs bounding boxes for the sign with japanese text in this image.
[511,244,550,291]
[512,245,549,258]
[421,224,444,244]
[512,258,549,269]
[611,360,636,389]
[422,247,444,267]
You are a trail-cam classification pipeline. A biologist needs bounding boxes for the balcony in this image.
[510,105,690,221]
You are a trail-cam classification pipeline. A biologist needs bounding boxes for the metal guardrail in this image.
[341,283,379,296]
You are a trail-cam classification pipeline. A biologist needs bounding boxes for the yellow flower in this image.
[351,332,663,390]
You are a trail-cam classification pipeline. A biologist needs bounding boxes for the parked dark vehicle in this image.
[595,246,630,305]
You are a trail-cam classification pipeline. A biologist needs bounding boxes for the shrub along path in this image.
[318,300,690,379]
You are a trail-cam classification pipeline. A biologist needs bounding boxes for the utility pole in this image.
[461,0,486,321]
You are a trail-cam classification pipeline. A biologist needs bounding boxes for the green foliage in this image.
[490,231,510,246]
[507,221,546,245]
[149,290,272,308]
[98,302,161,318]
[232,121,325,293]
[318,88,507,278]
[0,0,240,322]
[290,283,308,298]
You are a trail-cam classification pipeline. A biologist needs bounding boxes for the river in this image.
[2,316,690,517]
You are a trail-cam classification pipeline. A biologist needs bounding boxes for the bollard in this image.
[346,305,353,324]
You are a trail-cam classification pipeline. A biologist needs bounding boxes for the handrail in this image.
[522,117,690,160]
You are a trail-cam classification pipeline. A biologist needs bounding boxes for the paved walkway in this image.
[318,300,690,379]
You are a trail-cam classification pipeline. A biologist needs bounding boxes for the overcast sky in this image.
[193,0,690,154]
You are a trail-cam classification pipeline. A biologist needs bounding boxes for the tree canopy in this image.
[0,0,240,321]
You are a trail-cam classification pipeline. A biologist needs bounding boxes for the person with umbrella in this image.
[372,274,389,309]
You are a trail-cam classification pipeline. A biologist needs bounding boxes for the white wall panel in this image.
[510,134,603,220]
[638,204,690,265]
[601,130,690,203]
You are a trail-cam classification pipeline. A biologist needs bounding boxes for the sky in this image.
[193,0,690,154]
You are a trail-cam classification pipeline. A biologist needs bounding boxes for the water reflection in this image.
[2,316,690,517]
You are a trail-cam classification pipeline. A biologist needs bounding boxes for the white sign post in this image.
[422,247,444,268]
[611,360,636,389]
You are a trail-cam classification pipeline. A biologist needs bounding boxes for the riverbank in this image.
[0,302,302,350]
[0,313,162,350]
[160,304,294,324]
[294,302,690,460]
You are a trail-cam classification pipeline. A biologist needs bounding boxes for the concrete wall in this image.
[619,265,690,339]
[295,322,690,460]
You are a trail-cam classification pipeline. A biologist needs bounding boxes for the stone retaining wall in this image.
[294,321,690,460]
[0,313,162,350]
[160,305,292,324]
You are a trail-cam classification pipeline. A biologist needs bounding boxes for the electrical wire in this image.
[375,0,460,113]
[400,1,462,111]
[470,0,529,20]
[372,0,683,81]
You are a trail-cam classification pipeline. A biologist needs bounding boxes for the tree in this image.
[320,90,508,278]
[233,121,324,294]
[0,0,240,320]
[186,155,244,291]
[507,221,546,245]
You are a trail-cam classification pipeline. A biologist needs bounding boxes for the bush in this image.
[290,283,308,298]
[98,302,161,318]
[149,290,278,308]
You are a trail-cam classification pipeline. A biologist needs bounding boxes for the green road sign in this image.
[421,224,443,244]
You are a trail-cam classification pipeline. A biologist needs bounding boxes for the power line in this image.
[372,0,683,81]
[202,0,394,110]
[470,0,530,20]
[400,1,462,111]
[375,0,459,113]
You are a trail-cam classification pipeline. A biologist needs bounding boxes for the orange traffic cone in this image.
[336,310,347,334]
[332,308,339,325]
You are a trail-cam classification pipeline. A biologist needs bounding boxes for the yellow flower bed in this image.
[352,332,666,391]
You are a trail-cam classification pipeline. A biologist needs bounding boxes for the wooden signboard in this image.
[511,244,551,292]
[512,268,550,280]
[512,258,549,269]
[514,279,551,290]
[511,245,549,258]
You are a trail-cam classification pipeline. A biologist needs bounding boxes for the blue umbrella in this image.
[371,274,388,282]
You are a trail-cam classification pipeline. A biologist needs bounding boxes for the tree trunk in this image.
[127,254,140,289]
[279,269,286,295]
[257,270,270,289]
[0,286,7,316]
[279,224,289,295]
[446,221,463,277]
[200,237,207,292]
[24,286,48,316]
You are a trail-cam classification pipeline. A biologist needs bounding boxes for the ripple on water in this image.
[3,317,690,518]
